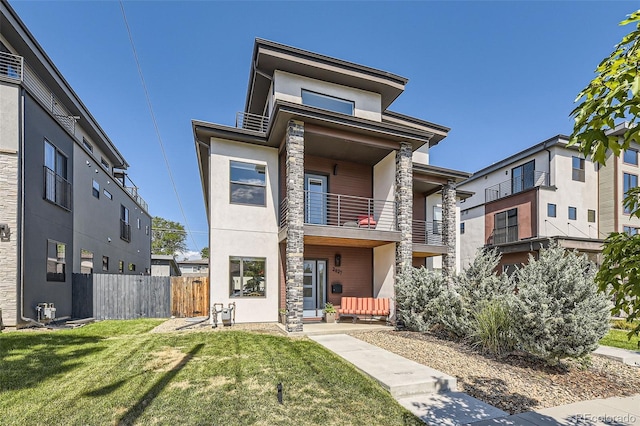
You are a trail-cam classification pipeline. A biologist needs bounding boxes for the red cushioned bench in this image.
[337,297,390,324]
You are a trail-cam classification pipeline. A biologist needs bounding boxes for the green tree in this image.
[570,10,640,336]
[151,216,187,255]
[200,247,209,259]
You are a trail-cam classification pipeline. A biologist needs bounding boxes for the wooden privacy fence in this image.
[72,273,171,320]
[171,276,209,317]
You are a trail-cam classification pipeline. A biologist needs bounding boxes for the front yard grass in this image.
[600,328,640,351]
[0,320,418,426]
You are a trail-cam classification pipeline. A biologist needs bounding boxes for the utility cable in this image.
[119,1,200,252]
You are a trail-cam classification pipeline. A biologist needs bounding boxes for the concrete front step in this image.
[310,334,457,397]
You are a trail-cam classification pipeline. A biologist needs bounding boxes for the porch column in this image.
[395,141,413,281]
[285,120,305,332]
[442,180,457,285]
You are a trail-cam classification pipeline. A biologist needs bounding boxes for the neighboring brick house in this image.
[0,0,151,326]
[193,39,470,331]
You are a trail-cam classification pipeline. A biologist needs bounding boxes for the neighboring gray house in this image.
[0,0,151,327]
[177,258,209,277]
[151,255,181,277]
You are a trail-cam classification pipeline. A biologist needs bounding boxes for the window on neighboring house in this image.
[137,217,141,230]
[82,137,93,153]
[623,173,638,214]
[129,263,136,272]
[460,222,465,234]
[588,209,596,223]
[572,156,585,182]
[80,249,93,274]
[44,140,71,210]
[92,179,100,198]
[102,256,109,272]
[433,206,443,234]
[624,149,638,165]
[118,260,124,274]
[547,203,556,217]
[120,205,130,242]
[101,157,110,171]
[230,257,266,297]
[103,189,112,200]
[301,89,354,115]
[46,240,66,282]
[624,226,639,236]
[230,161,266,206]
[145,225,149,236]
[494,208,517,244]
[568,206,577,220]
[511,160,535,194]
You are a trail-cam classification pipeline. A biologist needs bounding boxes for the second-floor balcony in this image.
[0,51,23,83]
[236,111,269,133]
[485,171,549,203]
[412,220,443,246]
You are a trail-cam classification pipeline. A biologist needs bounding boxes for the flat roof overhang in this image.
[413,244,448,257]
[489,236,604,254]
[413,164,472,198]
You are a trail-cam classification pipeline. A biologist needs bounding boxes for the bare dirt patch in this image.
[149,318,284,335]
[351,330,640,415]
[145,347,186,372]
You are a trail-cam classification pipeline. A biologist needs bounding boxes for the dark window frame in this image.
[46,239,66,282]
[588,209,596,223]
[572,156,585,182]
[229,257,266,298]
[229,160,267,207]
[623,173,638,214]
[568,206,577,220]
[301,89,355,115]
[547,203,556,218]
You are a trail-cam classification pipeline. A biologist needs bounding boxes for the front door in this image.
[304,174,327,225]
[303,259,327,317]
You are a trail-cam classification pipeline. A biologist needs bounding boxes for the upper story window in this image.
[101,157,110,171]
[44,140,71,210]
[624,226,639,236]
[624,149,638,165]
[92,180,100,198]
[511,160,535,194]
[120,205,131,242]
[588,209,596,223]
[301,89,354,115]
[494,208,518,244]
[230,161,266,206]
[82,137,93,153]
[572,156,585,182]
[547,203,556,217]
[568,206,577,220]
[623,173,638,214]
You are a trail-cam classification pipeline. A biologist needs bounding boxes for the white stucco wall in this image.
[208,138,279,323]
[272,70,382,121]
[412,145,429,166]
[373,151,396,231]
[459,204,485,270]
[373,242,395,320]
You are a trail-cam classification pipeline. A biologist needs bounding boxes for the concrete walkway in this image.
[310,334,640,425]
[593,345,640,367]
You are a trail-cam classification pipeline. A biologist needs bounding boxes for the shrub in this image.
[395,268,451,332]
[470,299,516,355]
[512,242,611,364]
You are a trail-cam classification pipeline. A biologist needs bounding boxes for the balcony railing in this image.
[485,171,549,203]
[43,166,72,210]
[120,220,131,242]
[124,186,148,213]
[412,220,443,245]
[488,225,519,245]
[0,51,23,83]
[280,191,398,232]
[236,112,269,132]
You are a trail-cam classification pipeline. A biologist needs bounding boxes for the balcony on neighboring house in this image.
[43,166,72,210]
[412,220,443,246]
[0,51,23,83]
[485,171,549,203]
[120,219,131,242]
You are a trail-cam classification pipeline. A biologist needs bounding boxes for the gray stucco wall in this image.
[22,93,74,319]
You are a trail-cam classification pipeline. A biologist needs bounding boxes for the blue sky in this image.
[9,0,635,256]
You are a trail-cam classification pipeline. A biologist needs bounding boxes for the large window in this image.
[301,89,354,115]
[230,257,266,297]
[494,208,518,244]
[572,156,585,182]
[230,161,266,206]
[44,140,71,209]
[120,205,131,242]
[623,173,638,214]
[80,249,93,274]
[624,149,638,165]
[511,160,535,194]
[46,240,66,282]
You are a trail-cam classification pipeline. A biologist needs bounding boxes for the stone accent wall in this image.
[442,180,457,284]
[0,151,19,326]
[395,142,413,279]
[285,120,304,332]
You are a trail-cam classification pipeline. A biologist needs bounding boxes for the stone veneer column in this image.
[395,142,413,282]
[442,180,457,284]
[0,151,19,327]
[285,120,304,332]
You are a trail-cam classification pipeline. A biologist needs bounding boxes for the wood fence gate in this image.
[171,276,209,317]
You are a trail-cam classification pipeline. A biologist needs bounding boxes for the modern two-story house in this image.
[0,0,151,327]
[193,39,470,332]
[457,135,603,273]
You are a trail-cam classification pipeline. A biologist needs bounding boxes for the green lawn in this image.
[600,328,640,351]
[0,320,419,426]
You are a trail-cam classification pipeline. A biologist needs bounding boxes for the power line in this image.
[119,1,200,252]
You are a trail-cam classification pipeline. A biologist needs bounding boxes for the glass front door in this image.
[303,259,327,317]
[305,174,327,225]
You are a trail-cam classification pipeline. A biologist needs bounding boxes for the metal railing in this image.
[280,191,398,231]
[43,166,72,210]
[120,220,131,242]
[124,186,149,213]
[488,225,519,245]
[0,51,23,82]
[235,111,269,132]
[485,171,549,203]
[412,220,443,245]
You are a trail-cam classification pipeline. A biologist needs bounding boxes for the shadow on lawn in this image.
[0,333,104,392]
[117,343,204,426]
